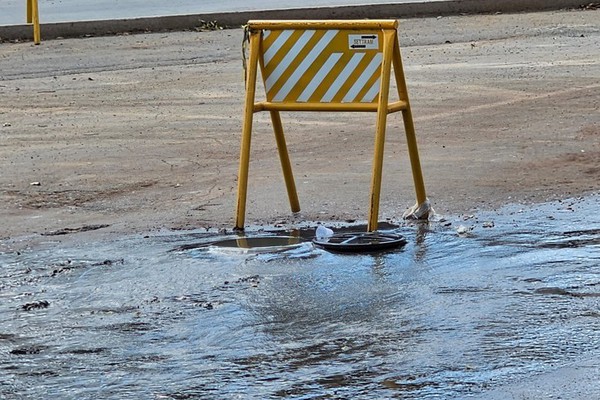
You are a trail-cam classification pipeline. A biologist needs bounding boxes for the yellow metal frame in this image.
[26,0,41,44]
[235,20,428,231]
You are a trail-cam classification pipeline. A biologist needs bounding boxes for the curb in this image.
[0,0,590,41]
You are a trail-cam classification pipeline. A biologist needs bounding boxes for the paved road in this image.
[1,0,588,41]
[2,0,429,25]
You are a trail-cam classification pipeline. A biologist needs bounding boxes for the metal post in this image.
[26,0,32,23]
[367,29,396,232]
[235,31,261,230]
[393,36,427,206]
[31,0,41,45]
[270,111,301,213]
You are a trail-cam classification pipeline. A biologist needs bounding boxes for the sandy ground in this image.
[0,10,599,249]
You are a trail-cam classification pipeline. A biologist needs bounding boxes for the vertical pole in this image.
[270,110,300,213]
[32,0,41,45]
[27,0,32,23]
[367,29,396,232]
[392,35,427,205]
[235,31,261,230]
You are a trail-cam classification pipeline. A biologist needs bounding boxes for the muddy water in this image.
[1,196,599,399]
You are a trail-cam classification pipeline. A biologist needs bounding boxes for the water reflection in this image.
[0,195,599,399]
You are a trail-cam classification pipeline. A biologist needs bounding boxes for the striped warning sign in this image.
[260,29,383,104]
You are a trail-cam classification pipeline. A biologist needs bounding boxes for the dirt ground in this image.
[0,10,598,249]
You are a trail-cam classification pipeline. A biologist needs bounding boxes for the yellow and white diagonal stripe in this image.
[260,29,383,104]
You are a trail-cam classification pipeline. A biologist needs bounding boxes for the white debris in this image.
[316,225,334,240]
[456,225,473,236]
[403,199,435,220]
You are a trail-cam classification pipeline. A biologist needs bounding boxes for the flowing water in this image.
[1,195,599,399]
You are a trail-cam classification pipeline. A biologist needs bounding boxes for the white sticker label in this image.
[348,34,379,50]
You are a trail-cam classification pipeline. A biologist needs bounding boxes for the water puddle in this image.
[1,195,599,398]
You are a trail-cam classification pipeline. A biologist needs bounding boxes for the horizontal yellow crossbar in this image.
[247,20,398,31]
[254,101,407,113]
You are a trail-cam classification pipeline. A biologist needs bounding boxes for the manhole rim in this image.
[312,231,407,252]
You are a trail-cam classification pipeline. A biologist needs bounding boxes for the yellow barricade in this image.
[235,20,430,231]
[26,0,41,44]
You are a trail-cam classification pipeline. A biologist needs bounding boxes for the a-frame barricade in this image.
[235,20,431,231]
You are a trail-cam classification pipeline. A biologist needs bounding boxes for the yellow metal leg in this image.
[401,108,427,205]
[368,114,387,232]
[270,111,300,213]
[235,32,261,230]
[367,30,396,232]
[393,39,427,205]
[32,0,41,45]
[27,0,32,23]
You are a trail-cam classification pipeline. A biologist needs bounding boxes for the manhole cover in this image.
[312,232,406,252]
[210,236,307,254]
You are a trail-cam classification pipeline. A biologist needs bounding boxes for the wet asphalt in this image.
[1,196,599,399]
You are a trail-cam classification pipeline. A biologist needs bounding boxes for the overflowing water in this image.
[1,195,599,399]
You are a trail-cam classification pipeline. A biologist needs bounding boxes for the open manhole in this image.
[209,236,307,254]
[312,232,407,252]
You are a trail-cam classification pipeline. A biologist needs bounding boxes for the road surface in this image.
[2,0,432,25]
